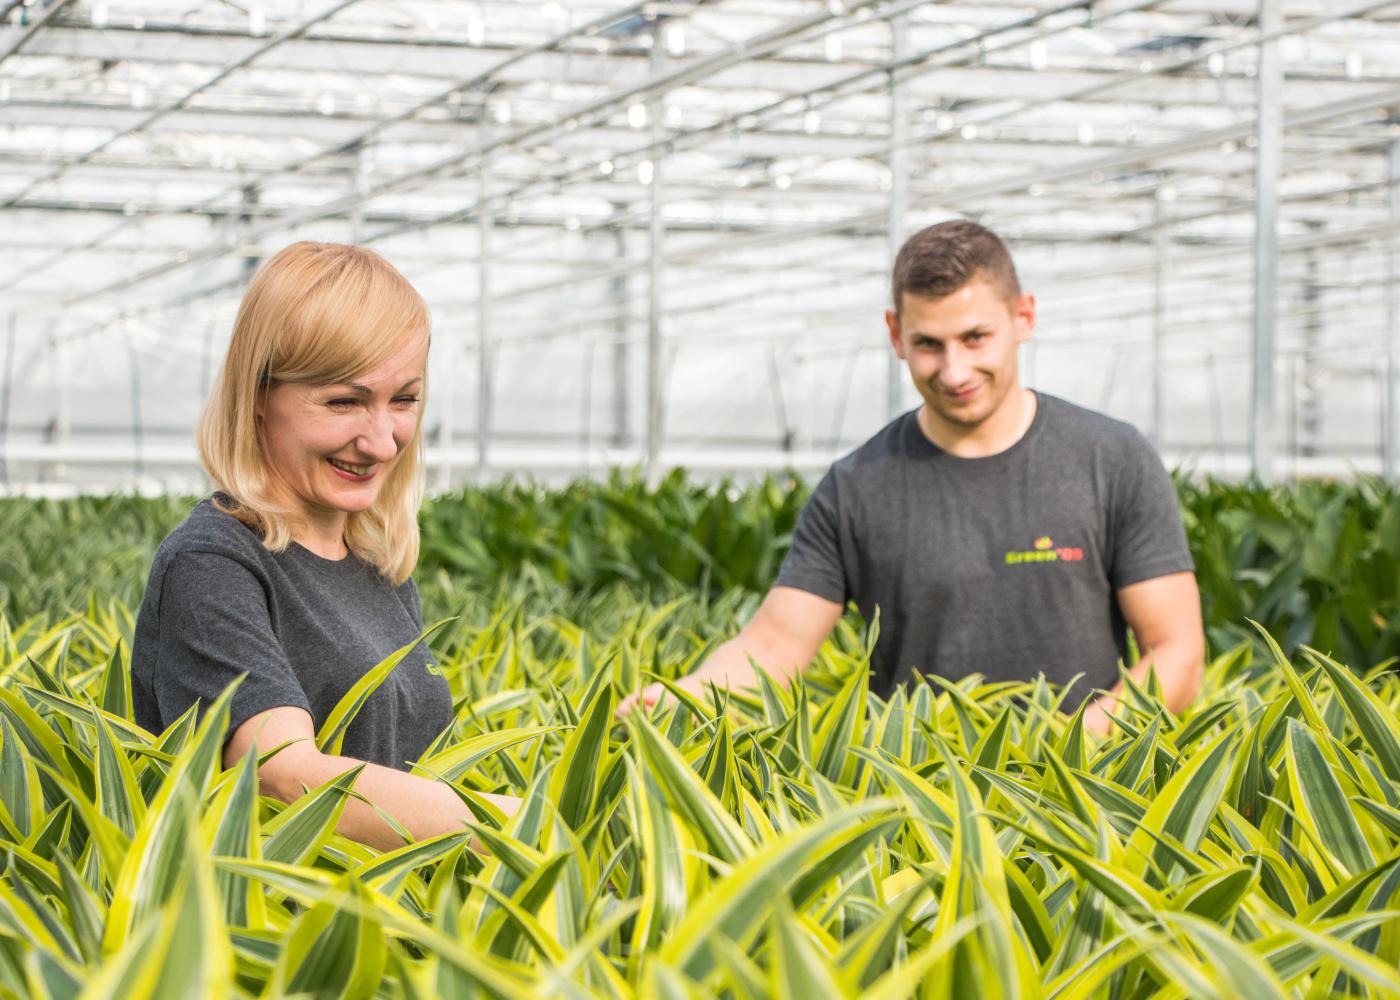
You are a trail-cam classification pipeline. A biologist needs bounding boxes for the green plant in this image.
[2,596,1400,997]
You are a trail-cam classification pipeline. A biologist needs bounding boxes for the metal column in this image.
[436,328,454,493]
[609,219,629,449]
[349,145,367,244]
[1,312,12,485]
[580,336,595,475]
[476,152,493,479]
[48,320,68,485]
[1151,195,1167,449]
[644,30,665,478]
[200,323,215,402]
[1299,223,1323,458]
[1249,0,1282,483]
[128,334,143,480]
[886,13,909,421]
[1385,140,1400,481]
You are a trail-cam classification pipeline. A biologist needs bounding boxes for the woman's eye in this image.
[394,396,420,406]
[327,398,357,409]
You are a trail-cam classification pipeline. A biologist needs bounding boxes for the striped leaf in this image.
[317,619,452,756]
[1284,719,1375,878]
[658,801,901,981]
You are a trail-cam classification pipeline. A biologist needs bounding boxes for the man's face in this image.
[885,276,1036,430]
[256,333,427,521]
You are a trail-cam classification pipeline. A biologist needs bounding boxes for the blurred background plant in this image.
[4,473,1398,672]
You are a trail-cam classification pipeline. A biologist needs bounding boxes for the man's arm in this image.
[1083,570,1204,735]
[616,586,844,717]
[224,707,521,852]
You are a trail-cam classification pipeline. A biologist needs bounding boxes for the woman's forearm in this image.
[265,744,519,852]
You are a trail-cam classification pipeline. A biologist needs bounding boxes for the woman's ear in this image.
[254,368,270,421]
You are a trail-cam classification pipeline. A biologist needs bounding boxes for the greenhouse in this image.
[3,0,1400,997]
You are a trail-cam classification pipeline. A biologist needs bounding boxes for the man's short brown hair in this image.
[891,219,1021,312]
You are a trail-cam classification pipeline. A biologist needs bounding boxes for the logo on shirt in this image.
[1004,535,1084,565]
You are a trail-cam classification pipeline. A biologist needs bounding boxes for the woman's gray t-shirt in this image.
[131,497,451,770]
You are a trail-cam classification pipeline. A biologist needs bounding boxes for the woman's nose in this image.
[356,409,399,461]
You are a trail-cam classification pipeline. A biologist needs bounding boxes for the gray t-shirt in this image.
[776,392,1194,704]
[131,496,451,770]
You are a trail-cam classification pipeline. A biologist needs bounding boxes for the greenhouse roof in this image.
[1,0,1399,487]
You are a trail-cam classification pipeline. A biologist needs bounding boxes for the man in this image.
[619,220,1203,734]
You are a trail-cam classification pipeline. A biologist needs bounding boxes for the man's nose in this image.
[939,345,972,386]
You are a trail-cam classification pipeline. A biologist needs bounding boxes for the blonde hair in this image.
[197,241,430,585]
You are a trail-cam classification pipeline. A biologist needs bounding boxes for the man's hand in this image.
[1082,697,1115,737]
[616,672,708,718]
[1080,571,1204,737]
[615,586,843,720]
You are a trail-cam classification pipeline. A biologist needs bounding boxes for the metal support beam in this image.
[1249,0,1282,483]
[473,85,1400,320]
[1151,195,1167,449]
[476,152,493,479]
[0,311,12,484]
[602,214,629,448]
[1386,139,1400,481]
[48,319,68,484]
[767,346,793,452]
[436,333,454,493]
[886,12,909,423]
[2,0,363,213]
[128,334,142,481]
[580,336,595,476]
[644,29,665,479]
[200,322,214,401]
[349,146,366,244]
[0,0,77,67]
[1299,222,1323,457]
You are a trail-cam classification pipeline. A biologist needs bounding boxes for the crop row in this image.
[1,587,1399,996]
[2,473,1399,667]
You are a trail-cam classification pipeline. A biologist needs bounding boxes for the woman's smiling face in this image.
[257,331,427,525]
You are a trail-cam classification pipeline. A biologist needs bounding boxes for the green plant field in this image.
[2,477,1400,997]
[4,473,1400,668]
[3,586,1400,998]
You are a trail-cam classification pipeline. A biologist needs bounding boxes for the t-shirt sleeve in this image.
[1109,432,1195,589]
[774,470,849,604]
[404,578,425,630]
[150,551,312,742]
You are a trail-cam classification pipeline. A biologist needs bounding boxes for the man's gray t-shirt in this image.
[131,497,451,770]
[776,392,1194,704]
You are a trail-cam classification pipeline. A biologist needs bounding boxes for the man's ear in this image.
[885,309,906,360]
[1015,292,1037,343]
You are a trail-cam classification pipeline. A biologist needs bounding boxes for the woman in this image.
[132,242,517,851]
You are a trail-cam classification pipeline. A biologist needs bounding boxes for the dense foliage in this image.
[4,473,1400,669]
[1180,477,1400,671]
[3,584,1400,997]
[2,477,1400,995]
